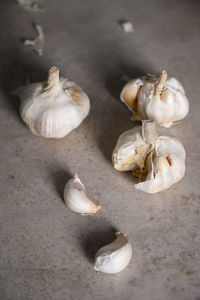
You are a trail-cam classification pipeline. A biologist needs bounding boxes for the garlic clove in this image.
[63,174,101,214]
[120,71,189,127]
[112,126,148,172]
[166,77,185,94]
[94,232,132,274]
[18,67,90,138]
[142,120,158,144]
[120,78,144,112]
[135,155,185,193]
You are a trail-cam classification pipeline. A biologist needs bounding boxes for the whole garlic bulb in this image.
[121,71,189,127]
[64,173,101,214]
[112,120,186,193]
[18,67,90,138]
[94,232,132,274]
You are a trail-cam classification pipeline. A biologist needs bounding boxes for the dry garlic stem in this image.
[120,71,189,127]
[154,70,167,95]
[112,121,186,193]
[18,67,90,138]
[63,173,101,214]
[94,232,132,274]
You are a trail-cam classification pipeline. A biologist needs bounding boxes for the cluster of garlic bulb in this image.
[94,232,132,274]
[64,173,101,215]
[121,70,189,128]
[14,65,189,274]
[18,67,90,138]
[112,120,185,193]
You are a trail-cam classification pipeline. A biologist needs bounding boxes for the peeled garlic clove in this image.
[63,174,101,214]
[94,232,132,274]
[18,67,90,138]
[121,71,189,127]
[112,120,186,193]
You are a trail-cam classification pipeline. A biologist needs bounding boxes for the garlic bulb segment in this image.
[94,232,132,274]
[112,120,186,193]
[120,71,189,127]
[120,78,146,113]
[63,174,101,214]
[18,67,90,138]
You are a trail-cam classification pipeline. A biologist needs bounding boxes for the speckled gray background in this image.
[0,0,200,299]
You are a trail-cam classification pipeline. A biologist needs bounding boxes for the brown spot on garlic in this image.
[166,155,172,166]
[67,84,86,107]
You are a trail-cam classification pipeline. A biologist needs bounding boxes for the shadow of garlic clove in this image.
[17,67,90,138]
[63,173,101,215]
[112,120,186,193]
[94,232,132,274]
[120,70,189,128]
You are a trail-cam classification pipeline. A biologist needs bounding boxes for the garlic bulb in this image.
[18,67,90,138]
[94,232,132,274]
[121,70,189,127]
[112,120,186,193]
[63,173,101,214]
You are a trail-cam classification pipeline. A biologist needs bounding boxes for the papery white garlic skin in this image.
[112,121,186,193]
[112,125,148,172]
[18,67,90,138]
[135,135,185,193]
[121,71,189,127]
[63,174,101,214]
[94,232,132,274]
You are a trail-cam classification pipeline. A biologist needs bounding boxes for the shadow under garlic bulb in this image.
[120,71,189,128]
[112,120,186,193]
[18,67,90,138]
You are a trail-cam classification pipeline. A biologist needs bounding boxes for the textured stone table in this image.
[0,0,200,299]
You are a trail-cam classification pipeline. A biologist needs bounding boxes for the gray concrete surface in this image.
[0,0,200,299]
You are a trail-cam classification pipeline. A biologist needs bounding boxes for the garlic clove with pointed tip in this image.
[121,71,189,127]
[63,174,101,214]
[17,67,90,138]
[94,232,132,274]
[112,120,186,193]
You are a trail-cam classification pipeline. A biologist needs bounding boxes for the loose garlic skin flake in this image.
[112,121,186,193]
[94,232,132,274]
[121,71,189,127]
[19,67,90,138]
[63,174,101,214]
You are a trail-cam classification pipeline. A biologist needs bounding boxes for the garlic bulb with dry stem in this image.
[18,67,90,138]
[94,232,132,274]
[121,70,189,127]
[112,120,185,193]
[63,173,101,214]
